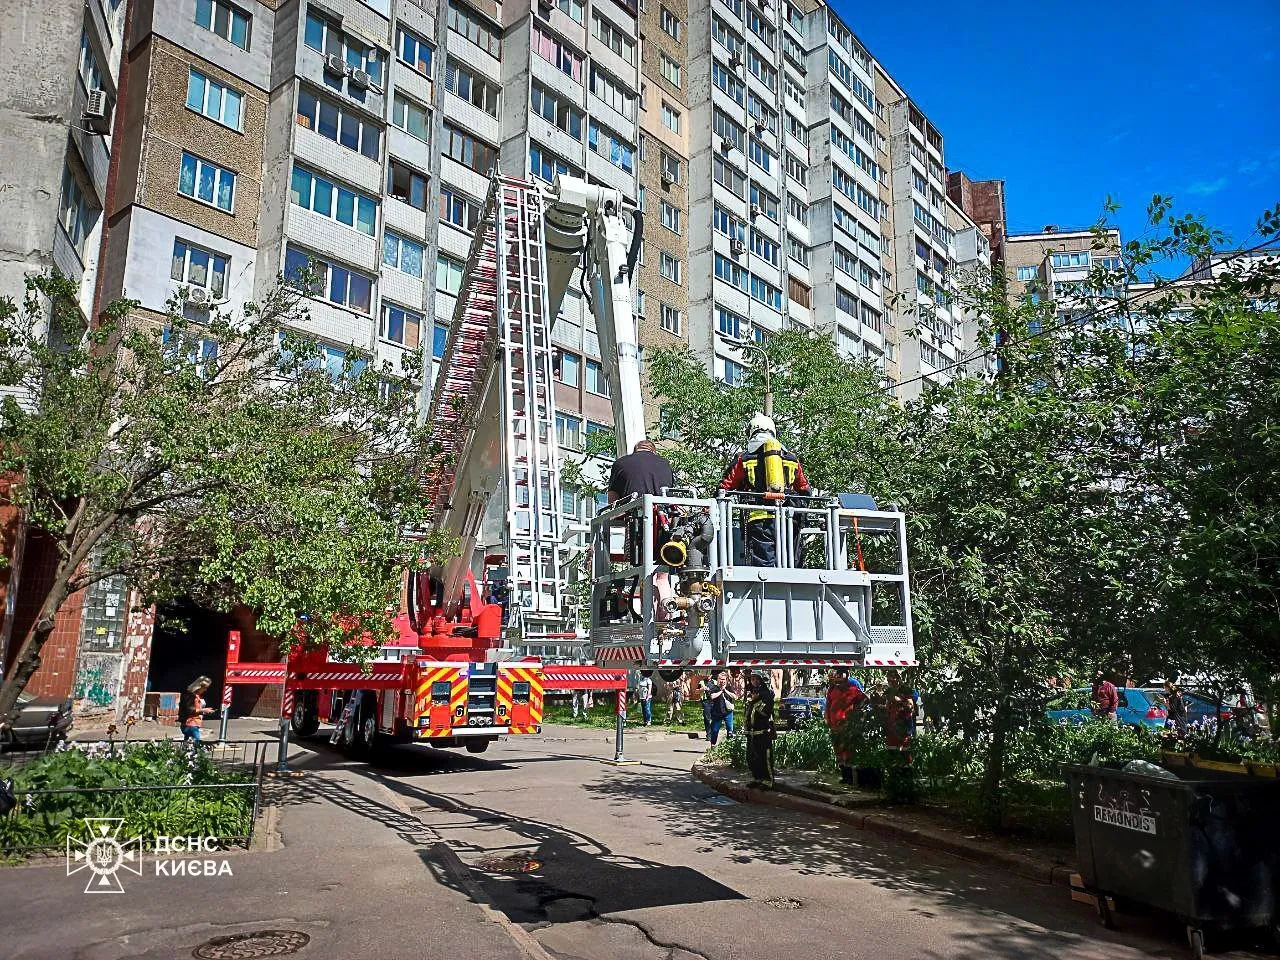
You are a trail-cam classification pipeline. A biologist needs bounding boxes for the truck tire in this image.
[291,692,320,737]
[351,704,380,759]
[465,739,491,754]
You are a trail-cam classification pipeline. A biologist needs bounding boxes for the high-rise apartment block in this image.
[1006,226,1123,327]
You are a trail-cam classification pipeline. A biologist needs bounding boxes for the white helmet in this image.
[748,412,776,437]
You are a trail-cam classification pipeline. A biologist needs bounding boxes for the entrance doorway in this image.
[147,601,232,717]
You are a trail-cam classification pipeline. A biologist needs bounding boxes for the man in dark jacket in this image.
[745,672,777,788]
[608,440,674,503]
[719,414,810,566]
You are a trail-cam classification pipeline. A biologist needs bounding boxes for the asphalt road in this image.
[3,722,1273,960]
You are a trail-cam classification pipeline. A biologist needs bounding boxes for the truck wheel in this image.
[291,693,320,737]
[353,709,380,758]
[465,739,490,754]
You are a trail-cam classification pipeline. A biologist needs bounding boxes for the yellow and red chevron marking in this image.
[498,664,543,735]
[413,663,465,733]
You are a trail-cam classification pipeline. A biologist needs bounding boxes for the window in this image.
[714,254,747,291]
[529,144,582,183]
[861,303,882,333]
[186,68,242,129]
[714,109,744,152]
[713,204,745,242]
[397,27,433,75]
[556,0,585,23]
[837,325,858,356]
[435,256,464,294]
[588,120,635,173]
[171,239,229,298]
[711,15,740,54]
[717,306,746,338]
[592,12,634,63]
[836,286,858,317]
[920,341,943,369]
[660,201,681,234]
[659,252,682,284]
[750,183,779,222]
[1051,251,1091,269]
[447,0,501,58]
[751,232,779,267]
[661,304,682,335]
[433,324,449,359]
[660,7,682,41]
[179,152,235,212]
[750,274,783,310]
[533,25,584,83]
[296,88,380,160]
[381,304,422,347]
[747,92,778,134]
[789,276,811,307]
[747,49,777,92]
[590,66,634,118]
[585,358,610,396]
[561,486,580,520]
[787,193,808,225]
[284,246,373,314]
[387,160,428,210]
[783,151,807,187]
[748,6,776,46]
[713,156,746,198]
[661,152,681,184]
[290,165,377,235]
[635,289,646,316]
[712,61,745,105]
[787,236,809,267]
[835,245,858,277]
[304,12,384,87]
[79,30,103,93]
[748,138,774,173]
[556,412,582,450]
[392,93,430,143]
[661,101,681,133]
[557,351,580,387]
[382,232,424,279]
[195,0,249,50]
[442,122,496,174]
[721,358,746,386]
[445,59,500,117]
[638,186,646,212]
[660,54,681,88]
[58,166,97,256]
[531,83,584,139]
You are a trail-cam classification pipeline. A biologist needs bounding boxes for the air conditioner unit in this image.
[753,120,765,134]
[729,50,743,70]
[84,89,112,133]
[750,203,762,219]
[324,53,349,77]
[349,68,371,90]
[538,0,553,15]
[720,136,733,153]
[661,171,675,187]
[185,287,209,306]
[730,238,745,257]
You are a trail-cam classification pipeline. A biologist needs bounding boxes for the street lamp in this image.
[715,330,773,418]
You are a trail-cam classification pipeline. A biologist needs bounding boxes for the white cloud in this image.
[1186,177,1229,196]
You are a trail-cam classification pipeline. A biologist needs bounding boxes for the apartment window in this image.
[717,306,746,338]
[661,101,681,133]
[392,93,431,143]
[660,201,681,234]
[721,358,746,386]
[836,286,858,317]
[557,351,581,387]
[387,160,428,210]
[837,325,858,356]
[748,92,777,134]
[712,61,745,105]
[660,54,681,88]
[195,0,249,50]
[711,15,741,54]
[661,304,682,335]
[561,486,579,520]
[750,274,783,311]
[58,167,96,256]
[660,7,682,41]
[750,183,779,222]
[304,12,385,87]
[835,245,857,277]
[445,59,500,117]
[751,232,779,267]
[442,122,496,173]
[1051,251,1091,269]
[432,324,449,359]
[435,256,464,294]
[920,341,943,369]
[783,72,804,106]
[714,110,744,152]
[290,165,377,235]
[533,25,584,83]
[590,66,634,118]
[747,49,777,92]
[296,88,380,160]
[528,144,582,183]
[748,6,776,45]
[381,304,422,347]
[397,27,433,75]
[714,254,747,291]
[531,83,584,139]
[592,12,634,63]
[788,276,811,307]
[171,239,228,298]
[178,152,235,212]
[748,138,774,174]
[861,303,882,333]
[659,252,682,284]
[556,412,582,450]
[79,30,103,93]
[382,232,424,279]
[284,246,373,314]
[660,152,682,184]
[713,156,746,198]
[186,68,242,130]
[785,113,808,146]
[635,289,646,316]
[783,33,804,67]
[783,151,807,187]
[588,120,635,173]
[557,0,585,23]
[713,204,745,242]
[447,0,501,58]
[787,193,808,225]
[585,358,610,396]
[787,236,809,267]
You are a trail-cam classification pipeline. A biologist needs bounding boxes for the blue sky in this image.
[832,0,1280,268]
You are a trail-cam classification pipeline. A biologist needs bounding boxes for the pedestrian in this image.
[178,676,214,744]
[668,675,685,725]
[572,689,585,720]
[745,673,777,789]
[883,669,917,751]
[1163,679,1188,737]
[1091,671,1119,722]
[719,413,811,567]
[638,672,654,726]
[824,668,866,785]
[705,669,736,744]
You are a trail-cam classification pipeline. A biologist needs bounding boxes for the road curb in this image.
[692,763,1073,888]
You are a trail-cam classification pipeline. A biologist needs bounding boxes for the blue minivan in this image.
[1045,687,1168,729]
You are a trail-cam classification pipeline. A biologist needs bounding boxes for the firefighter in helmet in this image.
[719,413,810,566]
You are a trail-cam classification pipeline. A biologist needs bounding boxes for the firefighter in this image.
[825,668,866,785]
[745,672,777,789]
[718,413,811,566]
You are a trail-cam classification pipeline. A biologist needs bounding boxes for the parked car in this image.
[1045,686,1167,729]
[0,692,73,750]
[1141,688,1222,728]
[779,687,826,729]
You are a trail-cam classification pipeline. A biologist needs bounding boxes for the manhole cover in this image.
[471,855,543,874]
[762,896,804,910]
[192,930,311,958]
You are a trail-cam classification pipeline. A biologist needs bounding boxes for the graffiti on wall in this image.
[74,653,123,716]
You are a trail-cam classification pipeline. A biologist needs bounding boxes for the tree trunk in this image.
[980,668,1015,832]
[0,551,77,724]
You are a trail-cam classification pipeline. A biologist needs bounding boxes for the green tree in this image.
[0,274,452,722]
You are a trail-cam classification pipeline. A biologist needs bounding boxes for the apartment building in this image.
[0,0,129,703]
[1006,226,1124,327]
[947,171,1006,266]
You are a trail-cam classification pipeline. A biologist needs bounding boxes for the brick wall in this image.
[7,529,85,701]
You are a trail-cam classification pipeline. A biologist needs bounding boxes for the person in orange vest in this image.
[825,669,866,785]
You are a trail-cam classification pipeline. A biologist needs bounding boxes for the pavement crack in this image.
[594,914,714,960]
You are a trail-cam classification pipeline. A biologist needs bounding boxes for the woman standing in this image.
[745,673,777,789]
[1163,680,1188,737]
[179,676,214,744]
